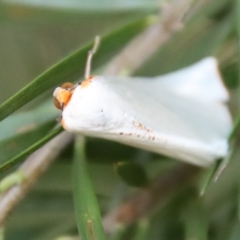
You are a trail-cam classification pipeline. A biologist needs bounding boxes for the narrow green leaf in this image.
[199,162,220,196]
[213,148,234,181]
[0,100,58,142]
[0,17,151,121]
[0,120,55,164]
[73,136,106,240]
[0,127,62,173]
[199,147,235,194]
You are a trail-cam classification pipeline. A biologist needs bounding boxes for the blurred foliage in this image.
[0,0,240,240]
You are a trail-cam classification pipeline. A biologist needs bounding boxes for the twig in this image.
[103,164,200,234]
[104,0,195,75]
[0,131,73,225]
[85,36,100,79]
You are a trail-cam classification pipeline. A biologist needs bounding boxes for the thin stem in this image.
[85,36,100,79]
[104,0,196,75]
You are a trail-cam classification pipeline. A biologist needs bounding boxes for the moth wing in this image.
[154,57,229,102]
[99,58,231,166]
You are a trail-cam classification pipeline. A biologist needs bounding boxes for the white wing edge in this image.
[155,57,229,102]
[81,129,228,168]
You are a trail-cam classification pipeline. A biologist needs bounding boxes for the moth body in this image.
[53,57,232,167]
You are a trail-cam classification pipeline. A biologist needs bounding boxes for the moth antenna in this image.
[85,36,100,79]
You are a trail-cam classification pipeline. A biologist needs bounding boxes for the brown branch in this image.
[103,164,200,234]
[104,0,194,75]
[0,131,73,225]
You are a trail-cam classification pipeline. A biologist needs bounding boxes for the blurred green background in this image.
[0,0,157,103]
[0,0,239,239]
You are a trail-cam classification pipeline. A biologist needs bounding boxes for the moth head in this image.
[53,82,75,110]
[53,36,100,111]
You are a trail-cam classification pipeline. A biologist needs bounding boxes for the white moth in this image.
[53,40,232,168]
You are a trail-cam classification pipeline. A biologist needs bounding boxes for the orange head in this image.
[53,82,75,110]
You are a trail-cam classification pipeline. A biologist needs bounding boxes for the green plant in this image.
[0,0,239,239]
